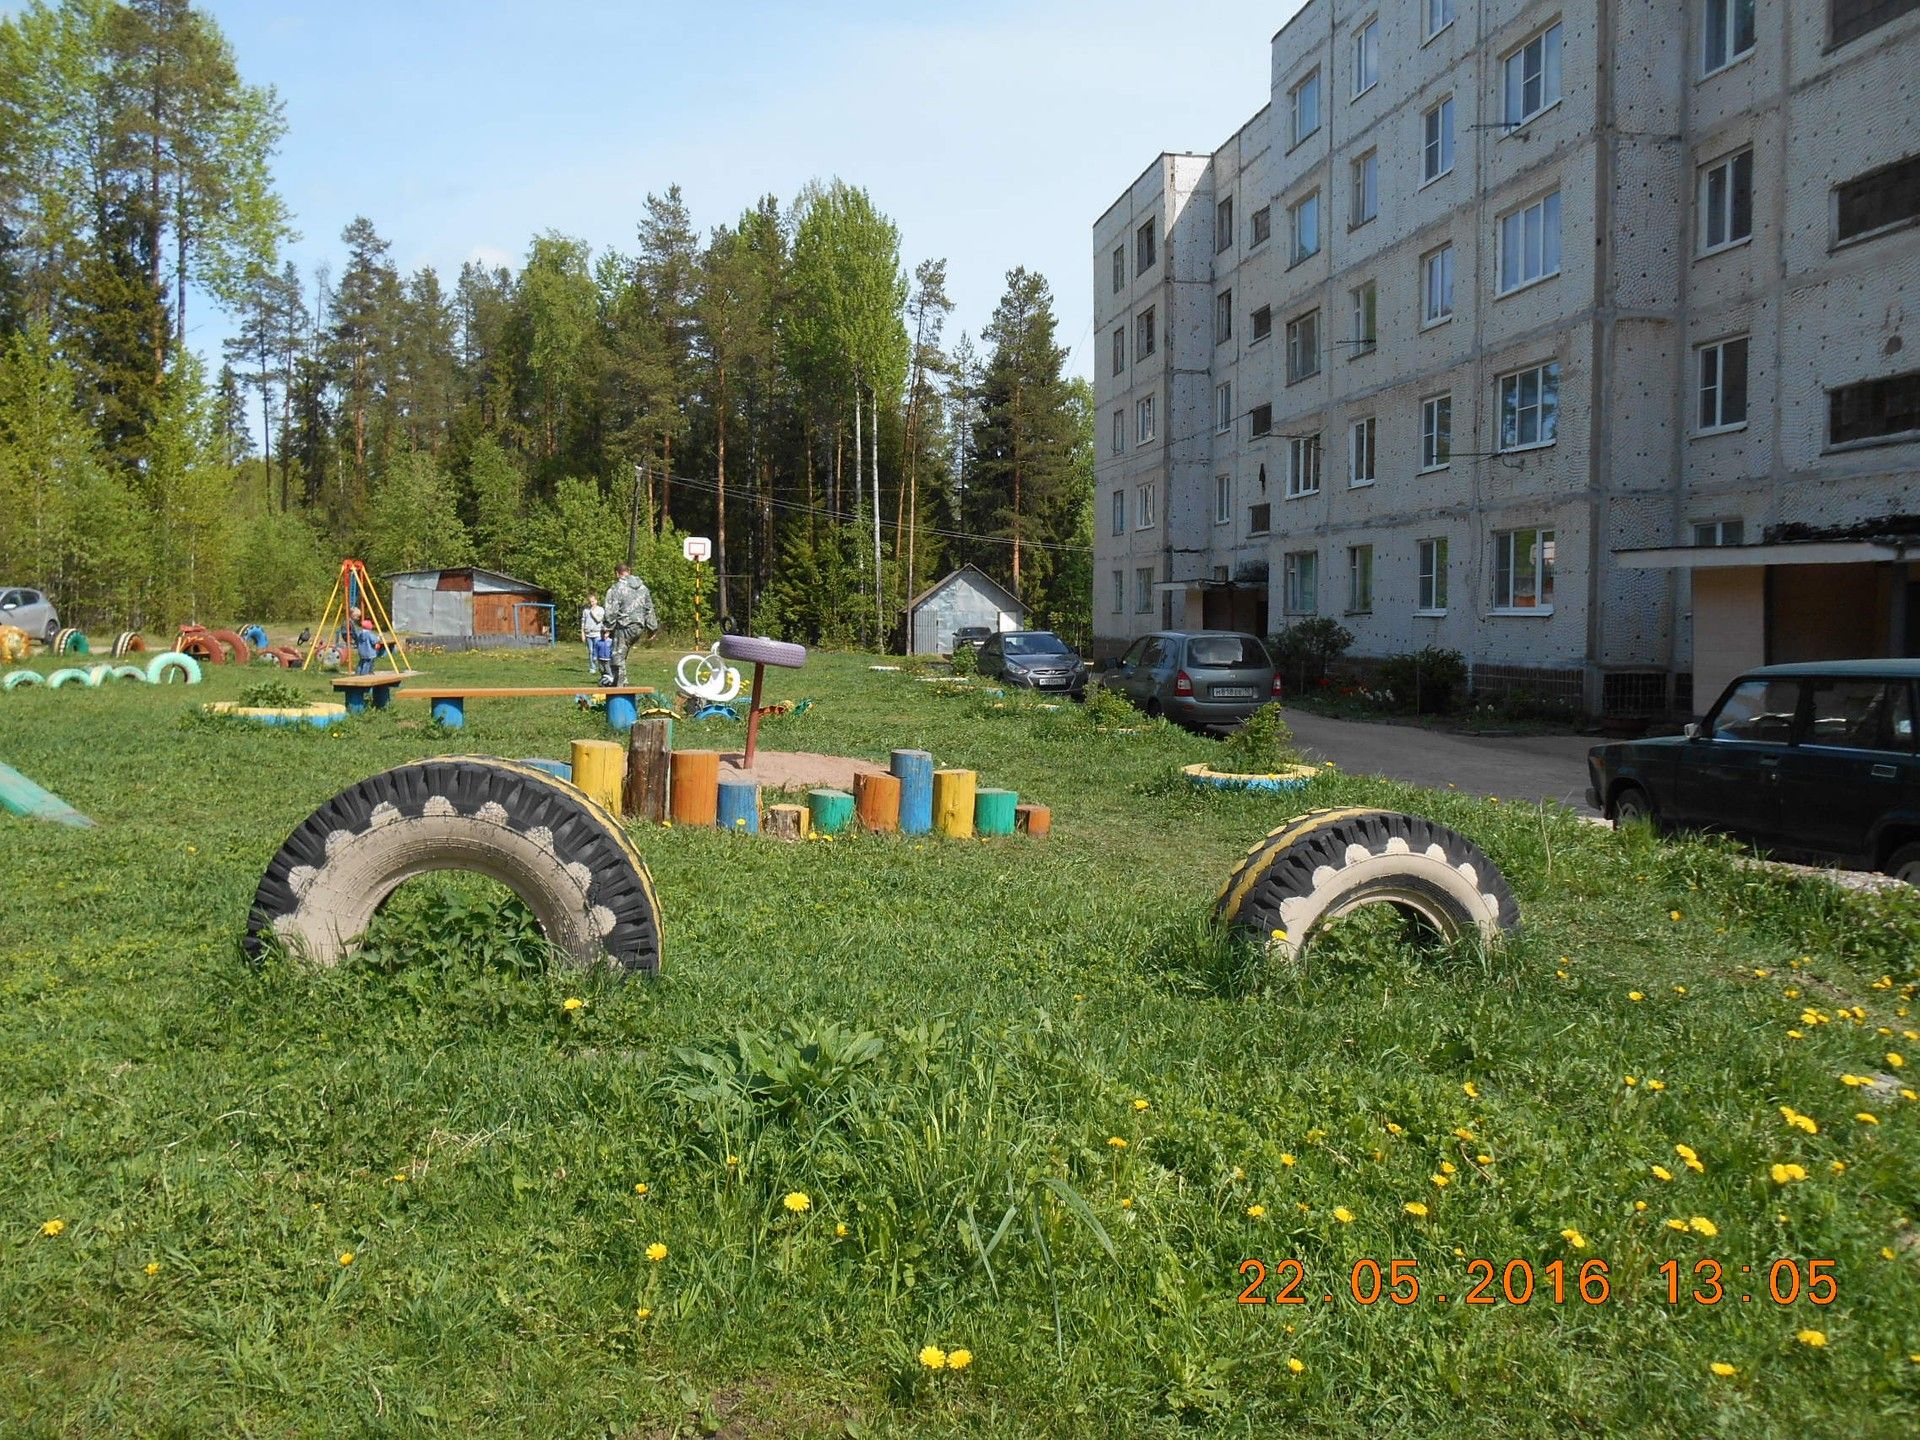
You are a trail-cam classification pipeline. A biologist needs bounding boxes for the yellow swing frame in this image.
[302,559,411,674]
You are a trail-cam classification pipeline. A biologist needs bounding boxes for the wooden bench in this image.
[394,685,657,730]
[330,671,420,713]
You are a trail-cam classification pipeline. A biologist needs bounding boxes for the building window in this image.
[1703,0,1756,74]
[1417,537,1449,612]
[1136,220,1156,275]
[1286,309,1321,384]
[1250,403,1273,436]
[1135,566,1154,614]
[1214,473,1232,525]
[1422,96,1455,183]
[1350,416,1377,486]
[1216,381,1233,433]
[1110,489,1125,537]
[1136,481,1157,528]
[1422,243,1455,324]
[1831,0,1920,48]
[1136,306,1156,358]
[1700,150,1754,252]
[1503,22,1563,128]
[1111,245,1124,294]
[1692,518,1746,546]
[1214,289,1233,345]
[1287,433,1322,498]
[1349,281,1377,353]
[1426,0,1455,39]
[1829,369,1920,447]
[1250,305,1273,343]
[1347,545,1374,614]
[1291,189,1321,263]
[1836,154,1920,245]
[1110,325,1125,377]
[1697,336,1750,432]
[1420,393,1452,471]
[1284,551,1318,614]
[1353,18,1380,97]
[1215,195,1234,253]
[1249,502,1273,535]
[1291,68,1322,145]
[1136,396,1156,445]
[1493,527,1556,612]
[1112,408,1127,456]
[1351,149,1379,226]
[1498,191,1563,293]
[1250,205,1272,247]
[1498,362,1561,451]
[1111,569,1124,614]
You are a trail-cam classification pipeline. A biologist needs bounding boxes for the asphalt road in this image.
[1281,707,1599,815]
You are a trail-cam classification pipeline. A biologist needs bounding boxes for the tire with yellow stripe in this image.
[246,756,663,974]
[1216,807,1518,960]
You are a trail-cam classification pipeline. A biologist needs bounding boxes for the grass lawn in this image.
[3,644,1918,1437]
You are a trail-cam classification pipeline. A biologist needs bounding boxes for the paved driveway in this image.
[1282,707,1599,814]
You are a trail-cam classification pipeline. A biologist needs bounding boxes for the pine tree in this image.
[327,215,398,512]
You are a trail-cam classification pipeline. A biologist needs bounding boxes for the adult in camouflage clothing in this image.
[603,563,658,686]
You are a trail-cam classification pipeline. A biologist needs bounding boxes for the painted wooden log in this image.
[765,803,810,841]
[717,779,760,833]
[974,787,1017,837]
[808,787,855,836]
[623,717,672,823]
[854,772,901,833]
[1015,802,1052,838]
[891,748,934,835]
[933,769,976,839]
[669,748,721,827]
[570,739,626,818]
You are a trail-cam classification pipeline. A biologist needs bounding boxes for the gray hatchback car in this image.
[0,587,60,642]
[1098,630,1280,729]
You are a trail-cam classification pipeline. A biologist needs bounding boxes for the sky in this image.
[178,0,1308,381]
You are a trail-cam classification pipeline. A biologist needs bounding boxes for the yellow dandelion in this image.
[1132,1098,1150,1111]
[646,1242,668,1262]
[1629,991,1645,1002]
[1403,1201,1429,1218]
[1247,1204,1267,1218]
[1883,1247,1897,1261]
[1710,1362,1737,1377]
[1652,1164,1674,1181]
[1107,1136,1128,1149]
[947,1348,973,1371]
[783,1191,812,1214]
[1440,1161,1457,1175]
[635,1306,652,1320]
[1689,1216,1719,1237]
[1854,1111,1879,1124]
[1784,987,1801,999]
[725,1154,739,1167]
[1476,1154,1492,1164]
[1431,1174,1450,1188]
[1829,1160,1847,1174]
[1280,1153,1296,1167]
[1231,1165,1246,1180]
[633,1182,649,1195]
[1753,968,1770,978]
[338,1251,355,1266]
[1385,1121,1404,1135]
[1333,1206,1354,1223]
[1665,1218,1690,1232]
[1119,1197,1133,1209]
[1795,1329,1827,1348]
[1453,1127,1475,1141]
[1462,1081,1480,1099]
[1647,1079,1667,1092]
[1888,1053,1905,1068]
[1770,1163,1808,1184]
[1634,1201,1648,1212]
[1286,1357,1305,1374]
[919,1344,948,1369]
[1624,1076,1638,1087]
[1904,1089,1918,1102]
[1669,910,1682,922]
[1673,985,1688,995]
[562,996,585,1012]
[1560,1228,1586,1248]
[1786,1030,1805,1039]
[1841,1074,1866,1087]
[39,1218,65,1237]
[835,1222,849,1237]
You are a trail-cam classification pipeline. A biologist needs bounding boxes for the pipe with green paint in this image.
[0,760,96,828]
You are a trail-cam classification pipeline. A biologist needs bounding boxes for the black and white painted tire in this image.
[111,631,148,658]
[1216,807,1519,961]
[716,633,807,669]
[246,756,663,974]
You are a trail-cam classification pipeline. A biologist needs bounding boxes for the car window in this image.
[1186,634,1269,668]
[1120,638,1150,668]
[1892,682,1917,752]
[1003,633,1068,656]
[1707,678,1800,743]
[0,591,18,608]
[1803,678,1907,752]
[1141,639,1169,669]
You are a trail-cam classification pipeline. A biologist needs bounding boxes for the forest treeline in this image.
[0,0,1093,642]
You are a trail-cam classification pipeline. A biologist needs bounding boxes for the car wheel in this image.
[1144,699,1162,719]
[44,619,59,641]
[1611,785,1655,829]
[1887,843,1920,888]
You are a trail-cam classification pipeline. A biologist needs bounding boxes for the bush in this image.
[1269,617,1352,694]
[1376,647,1468,714]
[1215,702,1304,773]
[947,642,977,676]
[1081,683,1138,730]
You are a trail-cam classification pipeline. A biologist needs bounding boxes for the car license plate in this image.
[1212,685,1255,698]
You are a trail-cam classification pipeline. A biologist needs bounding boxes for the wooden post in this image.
[891,748,934,834]
[624,716,672,822]
[974,787,1017,836]
[669,748,721,826]
[808,787,855,835]
[932,769,976,838]
[571,739,626,818]
[1015,802,1052,838]
[717,779,760,833]
[853,771,901,832]
[765,803,810,841]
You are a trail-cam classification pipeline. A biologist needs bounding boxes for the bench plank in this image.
[399,686,656,699]
[331,671,420,689]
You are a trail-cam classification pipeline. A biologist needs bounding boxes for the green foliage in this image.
[362,448,472,578]
[1214,702,1302,773]
[235,677,305,708]
[1270,616,1354,693]
[1377,646,1469,714]
[1080,682,1137,730]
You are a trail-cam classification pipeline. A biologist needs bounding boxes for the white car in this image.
[0,587,60,641]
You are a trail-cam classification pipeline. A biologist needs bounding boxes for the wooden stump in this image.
[854,772,901,833]
[570,739,626,818]
[717,779,760,833]
[670,748,721,827]
[765,803,810,841]
[891,748,934,835]
[932,769,976,839]
[623,717,672,823]
[974,787,1017,837]
[1015,803,1052,838]
[808,788,855,836]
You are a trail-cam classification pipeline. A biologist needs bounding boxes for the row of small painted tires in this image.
[2,652,204,690]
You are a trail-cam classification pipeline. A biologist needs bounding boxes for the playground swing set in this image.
[303,558,411,677]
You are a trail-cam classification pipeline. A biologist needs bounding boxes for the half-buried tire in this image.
[1216,807,1519,962]
[246,756,663,975]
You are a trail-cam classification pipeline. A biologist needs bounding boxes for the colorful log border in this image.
[1181,761,1322,794]
[204,700,351,728]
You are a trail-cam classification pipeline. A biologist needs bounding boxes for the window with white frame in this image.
[1353,18,1380,97]
[1700,149,1753,252]
[1287,433,1322,498]
[1498,361,1561,450]
[1417,537,1449,612]
[1250,305,1273,343]
[1351,149,1378,226]
[1291,189,1321,262]
[1498,191,1562,293]
[1214,288,1233,345]
[1423,96,1455,182]
[1111,569,1124,614]
[1697,336,1750,431]
[1350,281,1377,353]
[1692,518,1746,546]
[1350,415,1377,485]
[1347,544,1373,613]
[1291,68,1322,145]
[1286,309,1320,384]
[1214,473,1232,525]
[1135,566,1154,613]
[1136,481,1156,528]
[1425,0,1455,39]
[1109,489,1124,537]
[1493,527,1555,611]
[1110,408,1124,455]
[1420,392,1452,470]
[1136,220,1156,275]
[1215,195,1234,253]
[1110,325,1125,377]
[1216,381,1233,433]
[1111,245,1124,294]
[1250,205,1272,247]
[1702,0,1756,76]
[1136,306,1156,358]
[1422,243,1455,323]
[1135,395,1155,445]
[1284,551,1318,614]
[1503,23,1563,127]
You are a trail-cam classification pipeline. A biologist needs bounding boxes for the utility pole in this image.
[627,463,644,567]
[872,383,883,645]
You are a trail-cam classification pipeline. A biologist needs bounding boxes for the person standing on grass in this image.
[353,618,378,676]
[603,563,658,687]
[579,591,609,681]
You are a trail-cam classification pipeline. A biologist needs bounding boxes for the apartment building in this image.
[1093,0,1920,713]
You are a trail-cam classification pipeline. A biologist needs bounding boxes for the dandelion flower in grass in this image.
[1883,1247,1897,1261]
[1904,1090,1919,1103]
[1385,1122,1404,1136]
[783,1191,812,1214]
[1710,1362,1737,1377]
[1796,1329,1827,1348]
[1634,1201,1648,1212]
[1107,1136,1129,1150]
[1462,1081,1480,1099]
[633,1182,649,1196]
[562,996,585,1012]
[1431,1174,1450,1189]
[1560,1228,1586,1249]
[1476,1154,1492,1165]
[635,1306,652,1320]
[646,1242,668,1262]
[1888,1053,1906,1068]
[338,1251,355,1266]
[39,1219,64,1238]
[1829,1160,1847,1175]
[919,1345,947,1370]
[1770,1163,1809,1185]
[1841,1074,1866,1087]
[1780,1107,1819,1134]
[1333,1206,1354,1224]
[144,1261,160,1276]
[725,1155,739,1167]
[1286,1357,1305,1375]
[1856,1112,1880,1125]
[1629,991,1645,1002]
[1453,1127,1476,1142]
[1280,1153,1296,1167]
[1119,1198,1133,1210]
[1624,1076,1638,1088]
[1652,1164,1674,1182]
[1689,1217,1719,1238]
[1666,1218,1690,1232]
[1673,986,1689,996]
[1647,1080,1667,1092]
[1403,1202,1429,1218]
[1232,1166,1246,1181]
[1787,1030,1805,1040]
[1669,910,1683,922]
[1306,1128,1327,1142]
[1132,1098,1150,1112]
[1754,968,1771,978]
[1784,987,1801,999]
[947,1348,973,1372]
[1247,1204,1267,1219]
[835,1222,849,1237]
[1440,1161,1457,1176]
